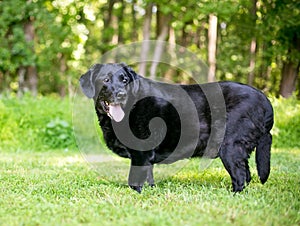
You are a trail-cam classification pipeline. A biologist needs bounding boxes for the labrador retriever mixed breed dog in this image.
[80,63,273,193]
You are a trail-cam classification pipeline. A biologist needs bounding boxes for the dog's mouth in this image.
[101,101,125,122]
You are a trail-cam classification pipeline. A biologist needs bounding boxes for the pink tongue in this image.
[109,104,125,122]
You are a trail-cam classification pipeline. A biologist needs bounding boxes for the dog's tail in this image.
[256,133,272,183]
[256,101,273,184]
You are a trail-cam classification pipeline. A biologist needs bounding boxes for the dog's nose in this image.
[116,91,126,100]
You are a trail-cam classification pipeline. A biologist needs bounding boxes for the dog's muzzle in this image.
[100,91,127,122]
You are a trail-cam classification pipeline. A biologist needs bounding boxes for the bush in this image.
[0,94,76,152]
[43,117,75,149]
[271,96,300,149]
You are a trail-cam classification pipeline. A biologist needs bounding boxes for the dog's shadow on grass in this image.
[92,158,264,194]
[92,159,236,192]
[95,169,235,193]
[158,171,231,191]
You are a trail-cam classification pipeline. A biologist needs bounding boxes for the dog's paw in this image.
[232,184,245,193]
[130,185,143,193]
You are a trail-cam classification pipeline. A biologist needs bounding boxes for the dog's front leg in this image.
[128,164,150,193]
[128,150,155,193]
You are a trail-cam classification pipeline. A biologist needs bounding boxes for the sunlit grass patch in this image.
[0,148,299,225]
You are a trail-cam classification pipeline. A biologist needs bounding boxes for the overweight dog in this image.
[79,63,273,193]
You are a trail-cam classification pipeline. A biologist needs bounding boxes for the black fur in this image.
[79,63,274,193]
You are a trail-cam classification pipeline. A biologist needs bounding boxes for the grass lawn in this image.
[0,148,299,226]
[0,95,299,225]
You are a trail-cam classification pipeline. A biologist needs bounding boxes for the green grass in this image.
[0,94,76,152]
[0,95,299,225]
[0,149,299,226]
[271,96,300,149]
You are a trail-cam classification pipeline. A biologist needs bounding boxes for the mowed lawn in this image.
[0,96,299,225]
[0,147,299,226]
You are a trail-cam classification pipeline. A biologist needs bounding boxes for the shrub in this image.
[43,117,75,149]
[271,96,300,149]
[0,94,76,152]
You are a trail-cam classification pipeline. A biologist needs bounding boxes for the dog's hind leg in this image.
[219,144,249,192]
[245,159,251,184]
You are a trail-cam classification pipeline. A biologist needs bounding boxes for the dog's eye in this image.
[122,78,128,84]
[103,78,110,83]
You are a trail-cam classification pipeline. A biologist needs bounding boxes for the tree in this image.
[247,0,257,86]
[117,0,125,44]
[139,2,153,76]
[279,32,300,97]
[261,0,300,97]
[21,13,38,96]
[0,0,39,96]
[149,6,171,79]
[131,0,138,41]
[278,9,300,97]
[208,14,218,82]
[0,0,299,97]
[101,0,116,53]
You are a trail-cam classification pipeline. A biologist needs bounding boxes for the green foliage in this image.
[0,0,299,97]
[0,94,76,151]
[271,96,300,149]
[0,0,89,94]
[262,0,300,63]
[43,118,75,149]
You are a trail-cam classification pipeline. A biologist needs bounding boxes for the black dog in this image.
[79,63,273,193]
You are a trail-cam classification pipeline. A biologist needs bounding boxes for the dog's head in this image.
[79,63,139,122]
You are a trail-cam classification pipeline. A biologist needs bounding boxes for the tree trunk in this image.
[181,25,188,47]
[279,61,299,98]
[248,38,257,85]
[18,66,26,97]
[111,13,118,45]
[149,26,168,79]
[139,3,153,76]
[208,14,218,82]
[23,18,38,96]
[117,0,125,44]
[27,65,38,96]
[248,0,257,86]
[114,0,125,62]
[0,73,3,92]
[103,0,115,28]
[279,31,300,98]
[150,10,171,79]
[101,0,115,53]
[59,53,67,97]
[131,0,137,41]
[195,27,201,49]
[164,26,177,82]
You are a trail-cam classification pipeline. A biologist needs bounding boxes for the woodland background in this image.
[0,0,299,98]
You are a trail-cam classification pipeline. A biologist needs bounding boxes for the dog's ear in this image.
[121,63,140,96]
[79,64,102,98]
